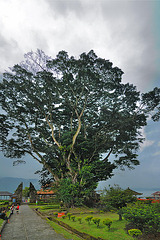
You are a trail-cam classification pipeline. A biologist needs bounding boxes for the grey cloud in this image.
[45,0,84,17]
[0,33,22,71]
[31,30,50,53]
[98,1,156,92]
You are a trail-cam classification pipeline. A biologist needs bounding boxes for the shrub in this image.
[92,217,100,227]
[77,217,82,224]
[53,212,58,217]
[152,203,160,213]
[122,204,160,234]
[85,216,93,224]
[89,211,93,214]
[103,218,112,230]
[128,229,142,239]
[71,215,75,221]
[67,213,72,220]
[62,215,65,219]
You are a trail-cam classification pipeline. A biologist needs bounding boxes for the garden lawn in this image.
[47,219,81,240]
[0,219,3,227]
[55,213,133,240]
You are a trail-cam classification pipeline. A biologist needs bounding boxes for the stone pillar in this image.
[29,182,37,203]
[14,182,23,204]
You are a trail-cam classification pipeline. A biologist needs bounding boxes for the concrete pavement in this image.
[1,204,67,240]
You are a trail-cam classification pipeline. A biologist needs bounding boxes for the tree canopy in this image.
[0,49,160,204]
[100,185,137,220]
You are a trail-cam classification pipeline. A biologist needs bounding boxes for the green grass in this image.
[56,213,133,240]
[47,219,81,240]
[30,205,132,239]
[0,219,4,227]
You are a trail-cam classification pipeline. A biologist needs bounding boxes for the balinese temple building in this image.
[124,187,143,196]
[0,191,13,200]
[37,188,56,202]
[151,191,160,199]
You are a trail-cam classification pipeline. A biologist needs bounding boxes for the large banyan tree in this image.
[0,50,160,205]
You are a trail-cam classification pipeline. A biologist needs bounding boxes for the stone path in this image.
[1,204,67,240]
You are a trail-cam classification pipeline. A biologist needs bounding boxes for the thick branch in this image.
[45,114,61,148]
[103,148,113,162]
[24,122,60,183]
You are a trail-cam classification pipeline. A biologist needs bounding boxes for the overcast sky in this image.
[0,0,160,195]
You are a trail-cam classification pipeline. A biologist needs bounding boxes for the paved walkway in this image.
[1,204,67,240]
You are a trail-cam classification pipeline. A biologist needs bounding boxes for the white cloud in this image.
[153,151,160,156]
[139,127,155,151]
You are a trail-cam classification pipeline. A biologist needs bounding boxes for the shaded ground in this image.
[1,204,67,240]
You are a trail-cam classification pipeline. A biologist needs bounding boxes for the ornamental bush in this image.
[53,212,58,217]
[67,213,72,220]
[103,218,112,230]
[77,217,82,224]
[128,229,142,239]
[92,217,100,227]
[71,215,75,221]
[85,216,93,224]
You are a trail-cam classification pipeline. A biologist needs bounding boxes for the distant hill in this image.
[0,177,40,193]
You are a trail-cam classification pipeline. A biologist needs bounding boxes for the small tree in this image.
[71,215,76,221]
[67,213,72,220]
[77,217,82,224]
[103,218,112,230]
[85,216,93,224]
[92,217,101,227]
[100,185,136,220]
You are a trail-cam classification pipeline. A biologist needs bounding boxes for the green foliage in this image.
[85,216,93,224]
[77,217,82,224]
[71,215,76,221]
[55,178,85,207]
[40,205,60,210]
[67,213,72,220]
[101,185,136,210]
[92,217,100,227]
[22,187,30,198]
[62,215,65,219]
[103,218,113,230]
[1,49,160,207]
[0,201,9,205]
[99,210,104,213]
[100,185,136,220]
[152,203,160,213]
[122,204,160,234]
[128,229,142,238]
[53,212,58,217]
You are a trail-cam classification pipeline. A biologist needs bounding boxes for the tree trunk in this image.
[119,213,122,221]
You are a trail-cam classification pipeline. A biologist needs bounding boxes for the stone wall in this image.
[14,182,23,204]
[29,182,37,203]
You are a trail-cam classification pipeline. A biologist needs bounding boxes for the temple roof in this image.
[37,189,55,195]
[0,191,13,196]
[152,191,160,196]
[124,187,143,196]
